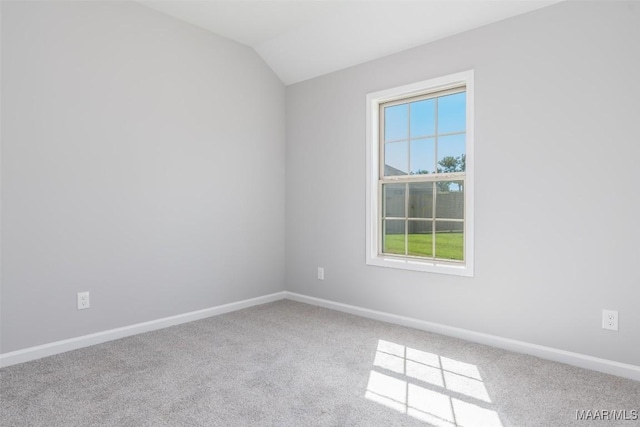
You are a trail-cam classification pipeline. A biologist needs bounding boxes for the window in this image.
[366,71,474,276]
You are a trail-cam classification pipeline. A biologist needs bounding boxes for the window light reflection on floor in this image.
[366,340,503,427]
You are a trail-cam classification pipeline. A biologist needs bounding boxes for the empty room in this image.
[1,1,639,426]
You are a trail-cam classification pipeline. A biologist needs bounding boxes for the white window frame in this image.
[366,70,474,277]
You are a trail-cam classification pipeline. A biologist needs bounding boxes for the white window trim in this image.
[365,70,474,277]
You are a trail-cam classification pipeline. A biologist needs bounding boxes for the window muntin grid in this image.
[379,88,466,263]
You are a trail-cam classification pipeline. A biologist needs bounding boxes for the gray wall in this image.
[286,1,640,366]
[2,0,638,368]
[1,1,286,353]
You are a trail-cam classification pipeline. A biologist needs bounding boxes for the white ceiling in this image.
[139,1,561,85]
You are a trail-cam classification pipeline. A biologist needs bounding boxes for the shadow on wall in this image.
[365,340,503,427]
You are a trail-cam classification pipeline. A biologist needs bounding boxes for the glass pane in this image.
[435,221,464,261]
[437,134,465,172]
[383,183,406,218]
[385,104,408,141]
[410,138,435,175]
[410,99,435,137]
[436,182,464,219]
[407,221,433,257]
[408,182,433,219]
[384,141,408,176]
[437,92,466,134]
[384,220,406,255]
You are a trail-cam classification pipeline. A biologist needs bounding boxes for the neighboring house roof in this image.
[384,164,406,176]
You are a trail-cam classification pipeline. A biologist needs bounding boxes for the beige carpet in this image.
[1,300,639,426]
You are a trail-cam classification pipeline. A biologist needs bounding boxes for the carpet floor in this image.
[1,300,639,426]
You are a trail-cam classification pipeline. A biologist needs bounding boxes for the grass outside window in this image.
[383,232,463,261]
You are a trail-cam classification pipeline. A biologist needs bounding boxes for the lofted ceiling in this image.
[139,1,562,85]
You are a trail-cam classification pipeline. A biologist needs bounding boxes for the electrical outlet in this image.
[317,267,324,280]
[77,291,90,310]
[602,309,618,331]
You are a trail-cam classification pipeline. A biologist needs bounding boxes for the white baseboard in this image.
[3,290,638,382]
[284,291,640,382]
[0,291,286,368]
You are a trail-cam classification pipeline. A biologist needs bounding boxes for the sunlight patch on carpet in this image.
[366,340,503,427]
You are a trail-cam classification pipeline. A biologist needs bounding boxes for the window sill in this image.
[366,254,474,277]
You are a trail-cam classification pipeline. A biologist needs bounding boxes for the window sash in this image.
[379,86,467,180]
[378,179,466,263]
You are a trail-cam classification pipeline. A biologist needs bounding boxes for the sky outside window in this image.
[384,91,466,176]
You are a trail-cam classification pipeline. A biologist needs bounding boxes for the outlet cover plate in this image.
[602,309,618,331]
[77,292,90,310]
